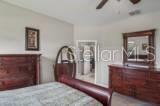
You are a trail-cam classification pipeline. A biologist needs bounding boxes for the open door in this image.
[76,40,97,84]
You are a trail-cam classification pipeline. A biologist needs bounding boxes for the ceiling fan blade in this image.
[130,0,141,4]
[96,0,108,9]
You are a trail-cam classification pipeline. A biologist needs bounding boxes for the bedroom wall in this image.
[74,11,160,86]
[0,1,74,83]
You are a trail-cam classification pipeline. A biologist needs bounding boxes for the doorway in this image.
[76,40,97,84]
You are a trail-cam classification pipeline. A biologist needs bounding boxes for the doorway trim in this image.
[76,40,98,84]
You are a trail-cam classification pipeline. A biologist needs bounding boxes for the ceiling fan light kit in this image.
[96,0,141,9]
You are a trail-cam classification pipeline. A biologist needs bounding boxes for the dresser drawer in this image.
[110,67,122,72]
[0,66,35,78]
[111,80,123,87]
[110,67,123,88]
[146,80,160,89]
[123,84,137,96]
[123,78,146,86]
[111,73,122,81]
[136,88,160,104]
[123,70,146,86]
[0,54,40,91]
[0,77,33,90]
[149,72,160,81]
[113,84,136,97]
[111,67,123,79]
[123,69,146,79]
[0,57,29,64]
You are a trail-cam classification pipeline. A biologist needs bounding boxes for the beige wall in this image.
[0,1,74,83]
[74,11,160,86]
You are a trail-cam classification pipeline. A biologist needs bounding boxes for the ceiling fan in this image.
[96,0,141,9]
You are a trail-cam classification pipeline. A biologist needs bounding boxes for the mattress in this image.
[0,82,102,106]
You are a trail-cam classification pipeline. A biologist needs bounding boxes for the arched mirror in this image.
[54,46,76,81]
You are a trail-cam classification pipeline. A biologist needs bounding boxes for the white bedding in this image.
[0,82,102,106]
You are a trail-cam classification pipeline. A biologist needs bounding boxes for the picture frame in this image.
[25,27,40,51]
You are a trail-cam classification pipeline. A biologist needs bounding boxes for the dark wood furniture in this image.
[109,64,160,104]
[123,29,155,67]
[54,46,76,81]
[60,75,113,106]
[0,54,41,91]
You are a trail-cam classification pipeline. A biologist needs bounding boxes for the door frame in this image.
[76,40,98,84]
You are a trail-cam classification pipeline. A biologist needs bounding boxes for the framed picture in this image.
[25,27,40,51]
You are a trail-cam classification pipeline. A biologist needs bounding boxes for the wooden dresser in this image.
[0,54,41,91]
[109,64,160,104]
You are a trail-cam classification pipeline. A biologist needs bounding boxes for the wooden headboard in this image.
[0,54,41,91]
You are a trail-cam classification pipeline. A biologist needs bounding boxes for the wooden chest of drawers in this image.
[109,64,160,104]
[0,54,41,90]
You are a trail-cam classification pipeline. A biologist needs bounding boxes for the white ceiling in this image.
[2,0,160,25]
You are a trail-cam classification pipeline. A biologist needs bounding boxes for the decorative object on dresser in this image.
[109,64,160,104]
[0,54,41,91]
[25,27,40,51]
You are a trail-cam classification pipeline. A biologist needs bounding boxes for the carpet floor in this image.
[111,93,158,106]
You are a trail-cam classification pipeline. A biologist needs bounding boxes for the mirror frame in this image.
[123,29,156,67]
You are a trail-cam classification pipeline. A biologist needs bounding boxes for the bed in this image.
[0,75,113,106]
[0,48,113,106]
